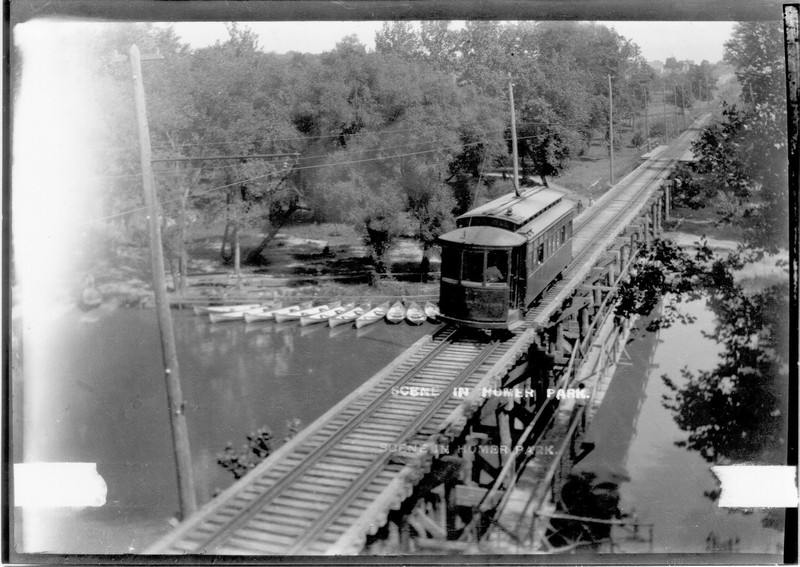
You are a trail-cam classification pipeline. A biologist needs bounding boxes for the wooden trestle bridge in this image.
[147,115,709,556]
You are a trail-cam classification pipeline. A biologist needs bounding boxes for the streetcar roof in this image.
[438,225,526,248]
[519,200,575,237]
[457,187,564,229]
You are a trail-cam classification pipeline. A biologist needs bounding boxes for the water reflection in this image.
[547,298,785,554]
[547,314,657,550]
[14,306,431,553]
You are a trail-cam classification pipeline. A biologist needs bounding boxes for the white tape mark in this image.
[713,465,798,508]
[14,462,107,508]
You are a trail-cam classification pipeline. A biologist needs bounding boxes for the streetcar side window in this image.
[462,251,484,283]
[561,225,566,246]
[537,243,544,263]
[441,247,460,280]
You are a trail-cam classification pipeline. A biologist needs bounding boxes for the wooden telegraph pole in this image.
[674,85,681,133]
[508,76,521,196]
[129,44,198,519]
[680,84,687,130]
[642,84,651,152]
[608,74,614,186]
[662,81,670,142]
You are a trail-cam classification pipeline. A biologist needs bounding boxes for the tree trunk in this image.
[220,221,233,262]
[233,225,241,290]
[244,223,282,265]
[419,245,431,282]
[244,202,300,265]
[179,245,189,295]
[177,193,189,296]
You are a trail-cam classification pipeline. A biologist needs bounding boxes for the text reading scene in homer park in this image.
[9,9,795,562]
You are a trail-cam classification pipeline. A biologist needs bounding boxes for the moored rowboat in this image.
[386,301,406,324]
[330,303,371,327]
[209,310,248,323]
[301,302,352,326]
[355,301,390,329]
[195,303,261,316]
[243,303,288,323]
[405,301,426,325]
[268,301,313,323]
[424,301,440,322]
[275,301,339,323]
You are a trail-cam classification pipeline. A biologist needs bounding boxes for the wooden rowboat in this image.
[275,301,339,323]
[195,303,261,316]
[243,303,288,323]
[209,310,247,323]
[301,302,353,326]
[386,301,407,324]
[267,301,313,323]
[355,301,390,329]
[424,301,441,322]
[405,301,426,325]
[329,303,371,327]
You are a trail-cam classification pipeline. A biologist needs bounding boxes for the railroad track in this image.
[527,114,709,325]
[150,325,528,554]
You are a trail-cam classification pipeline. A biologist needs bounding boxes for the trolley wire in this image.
[79,131,568,226]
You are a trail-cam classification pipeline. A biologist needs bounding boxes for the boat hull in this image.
[355,302,390,329]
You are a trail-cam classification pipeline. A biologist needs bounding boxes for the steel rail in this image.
[285,339,503,553]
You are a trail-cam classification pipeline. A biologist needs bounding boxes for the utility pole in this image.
[783,4,799,479]
[662,81,670,142]
[680,84,687,130]
[508,76,520,196]
[674,84,681,133]
[642,84,650,152]
[129,44,197,520]
[608,74,614,186]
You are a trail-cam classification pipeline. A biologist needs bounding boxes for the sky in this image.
[170,20,736,64]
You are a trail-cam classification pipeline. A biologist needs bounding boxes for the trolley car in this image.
[437,187,574,329]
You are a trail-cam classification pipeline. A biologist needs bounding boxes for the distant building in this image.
[648,60,664,75]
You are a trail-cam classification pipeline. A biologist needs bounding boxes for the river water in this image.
[12,296,786,555]
[13,306,431,553]
[581,297,786,555]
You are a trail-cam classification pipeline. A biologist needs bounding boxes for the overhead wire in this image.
[79,131,566,226]
[90,129,511,181]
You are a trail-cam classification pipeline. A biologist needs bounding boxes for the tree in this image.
[402,162,456,278]
[327,174,409,280]
[374,21,421,58]
[181,25,304,271]
[724,21,786,108]
[670,22,788,253]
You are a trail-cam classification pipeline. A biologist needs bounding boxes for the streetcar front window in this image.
[441,247,460,280]
[485,250,508,285]
[462,251,484,283]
